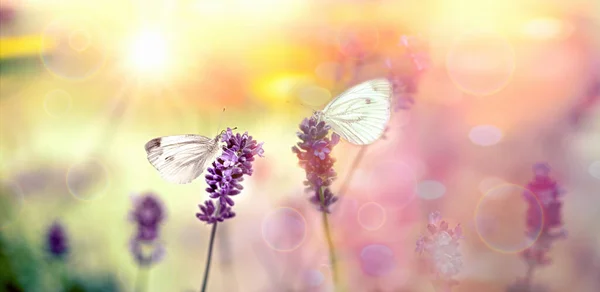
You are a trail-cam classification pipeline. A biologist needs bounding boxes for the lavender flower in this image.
[523,163,566,262]
[416,211,463,291]
[197,128,264,224]
[46,221,68,259]
[129,193,166,266]
[507,164,566,291]
[292,115,340,213]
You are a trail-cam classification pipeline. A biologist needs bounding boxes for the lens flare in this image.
[43,89,72,118]
[66,158,110,201]
[0,180,24,230]
[478,176,507,194]
[41,17,106,80]
[446,32,515,96]
[261,207,306,252]
[126,29,170,73]
[469,125,503,146]
[360,244,395,277]
[416,180,446,200]
[474,184,543,253]
[357,202,386,231]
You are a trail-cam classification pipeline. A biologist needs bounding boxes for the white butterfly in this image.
[144,133,222,184]
[315,78,392,145]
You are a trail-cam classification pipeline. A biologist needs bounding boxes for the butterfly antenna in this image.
[217,107,226,133]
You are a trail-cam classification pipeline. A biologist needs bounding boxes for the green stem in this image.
[319,187,339,290]
[134,265,149,292]
[201,222,218,292]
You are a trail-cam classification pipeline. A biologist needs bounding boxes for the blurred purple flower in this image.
[521,164,566,264]
[386,35,430,111]
[130,193,165,230]
[46,221,68,259]
[197,128,264,224]
[416,211,463,290]
[510,163,566,291]
[129,193,166,266]
[292,115,340,213]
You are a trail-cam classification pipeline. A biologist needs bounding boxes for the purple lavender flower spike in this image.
[197,128,263,224]
[46,221,68,259]
[129,192,166,267]
[508,164,566,291]
[416,211,463,290]
[292,115,340,213]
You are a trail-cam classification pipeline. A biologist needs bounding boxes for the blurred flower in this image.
[197,128,264,224]
[129,193,166,267]
[386,35,430,111]
[130,193,165,230]
[509,163,566,291]
[46,221,68,259]
[416,211,463,290]
[292,115,340,213]
[521,163,566,266]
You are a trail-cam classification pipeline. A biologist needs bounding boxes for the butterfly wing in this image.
[321,78,392,145]
[144,135,220,184]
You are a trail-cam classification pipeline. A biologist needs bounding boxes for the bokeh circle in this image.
[357,202,386,231]
[41,17,107,80]
[66,158,110,201]
[360,244,396,277]
[0,180,24,229]
[261,207,307,252]
[416,180,446,200]
[43,89,72,118]
[446,32,515,96]
[474,184,543,253]
[304,269,325,287]
[469,125,503,146]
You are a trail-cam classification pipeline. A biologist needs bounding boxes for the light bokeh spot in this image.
[416,180,446,200]
[41,17,106,80]
[469,125,503,146]
[475,184,542,253]
[261,207,306,252]
[360,244,395,277]
[446,32,515,96]
[357,202,386,231]
[304,269,325,287]
[589,161,600,180]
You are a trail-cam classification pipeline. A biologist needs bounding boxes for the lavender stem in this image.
[134,265,149,292]
[320,187,339,290]
[201,222,218,292]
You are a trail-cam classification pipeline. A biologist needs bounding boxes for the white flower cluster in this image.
[416,211,464,288]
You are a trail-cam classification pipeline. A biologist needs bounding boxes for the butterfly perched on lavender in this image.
[144,131,226,184]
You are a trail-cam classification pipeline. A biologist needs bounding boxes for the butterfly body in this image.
[317,78,392,145]
[145,133,222,184]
